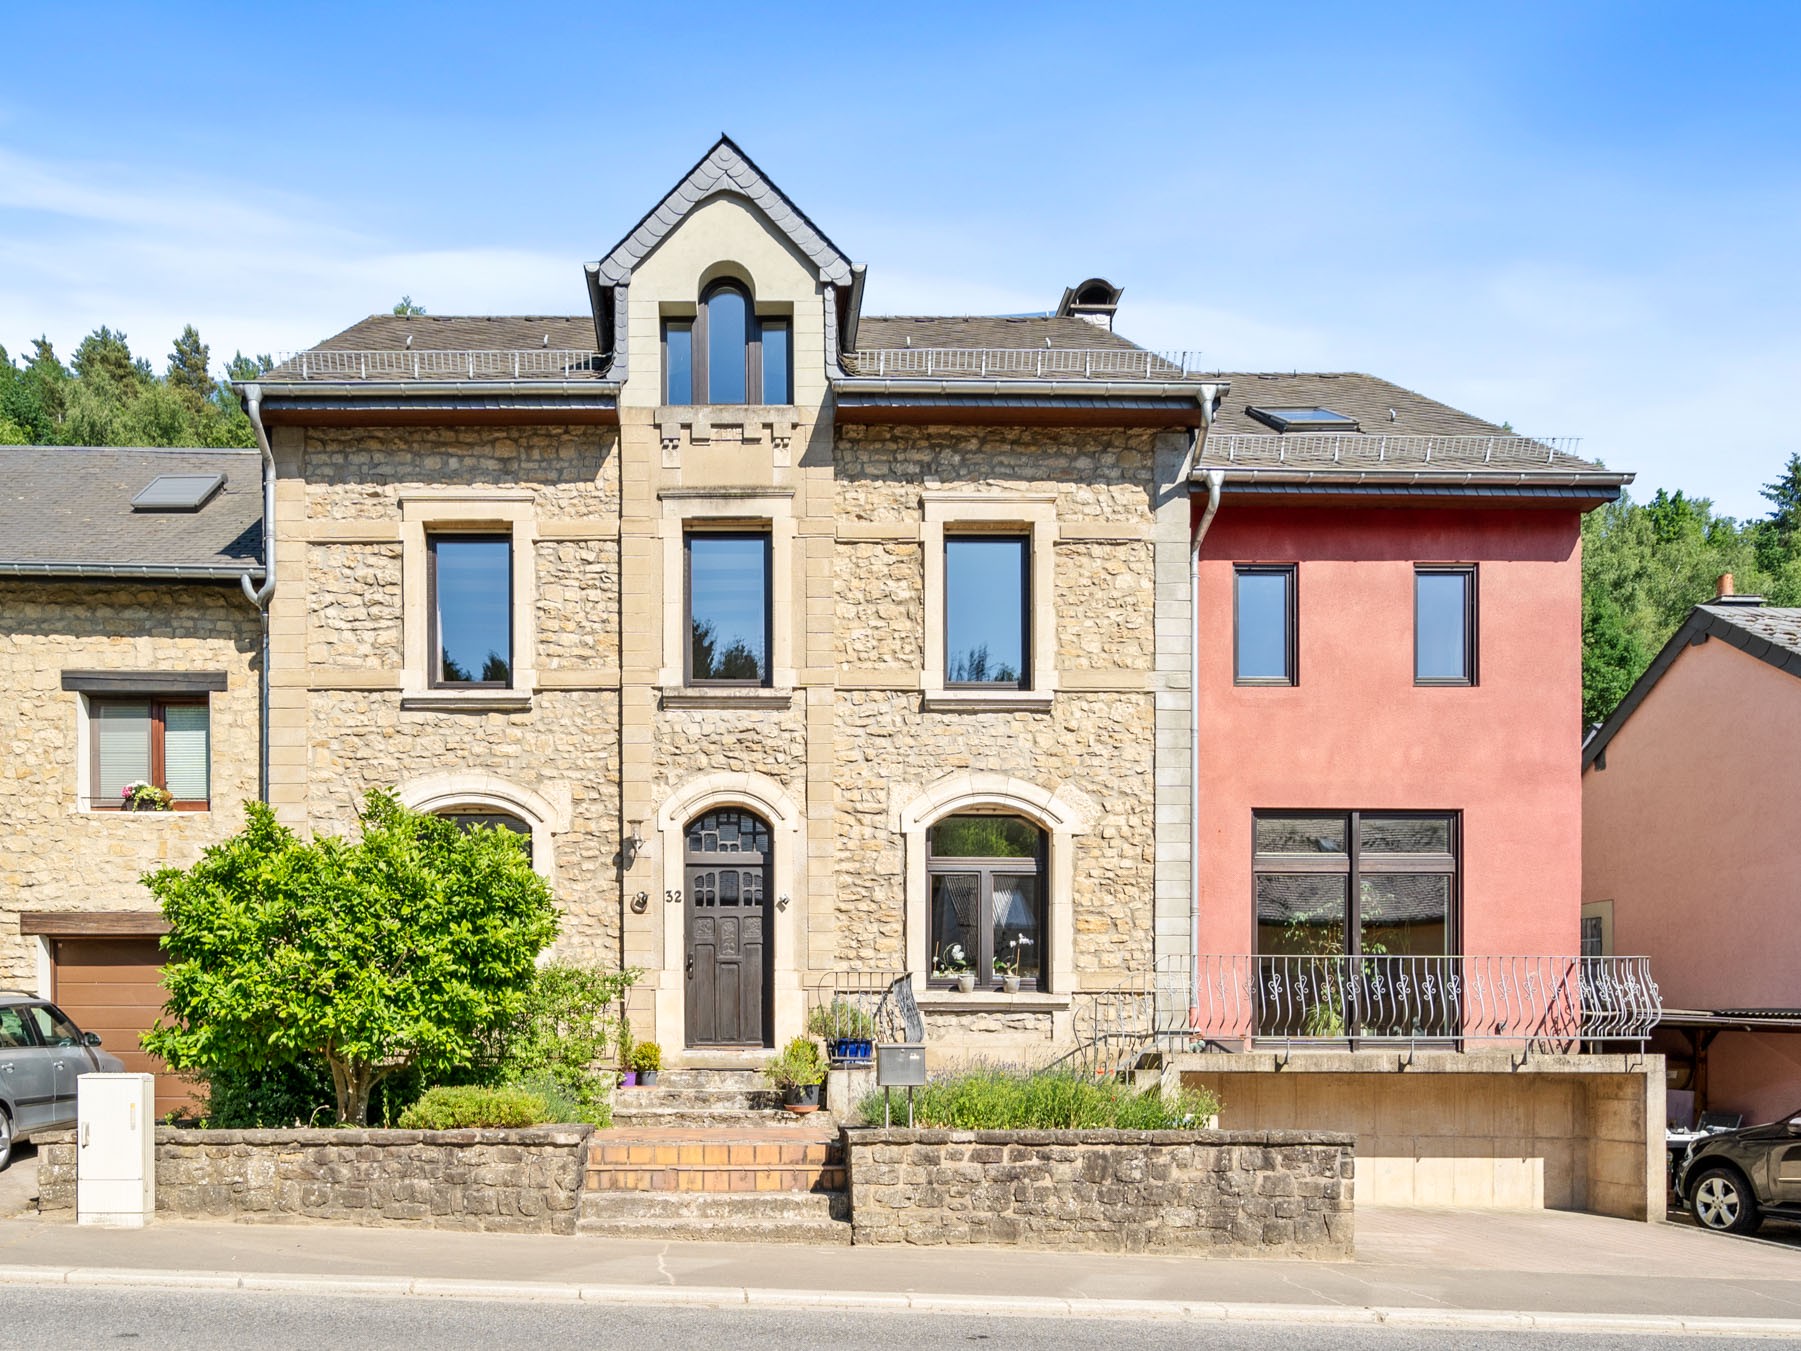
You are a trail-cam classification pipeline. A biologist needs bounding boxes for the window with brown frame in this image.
[926,814,1047,989]
[661,281,792,406]
[1234,564,1296,685]
[428,533,513,688]
[945,534,1030,688]
[88,697,209,810]
[685,530,772,686]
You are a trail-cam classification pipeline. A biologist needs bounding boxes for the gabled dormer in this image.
[587,137,860,418]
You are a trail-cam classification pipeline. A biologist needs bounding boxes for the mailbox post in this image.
[875,1043,925,1126]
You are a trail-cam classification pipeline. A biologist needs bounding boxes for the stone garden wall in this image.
[40,1126,590,1234]
[843,1128,1354,1258]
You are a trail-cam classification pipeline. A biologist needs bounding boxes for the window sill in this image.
[660,686,794,710]
[916,990,1070,1012]
[400,691,534,714]
[77,804,208,815]
[922,689,1055,713]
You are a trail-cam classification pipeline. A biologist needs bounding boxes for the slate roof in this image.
[1582,602,1801,769]
[0,447,262,579]
[264,315,605,382]
[855,315,1146,353]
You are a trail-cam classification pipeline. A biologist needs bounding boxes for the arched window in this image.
[926,814,1047,989]
[436,807,534,864]
[663,280,792,406]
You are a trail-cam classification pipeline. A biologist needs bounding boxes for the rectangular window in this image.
[760,319,791,404]
[1234,565,1296,685]
[429,533,513,688]
[945,535,1029,688]
[663,320,694,405]
[1252,810,1459,1039]
[1415,566,1476,685]
[686,531,771,685]
[89,697,210,810]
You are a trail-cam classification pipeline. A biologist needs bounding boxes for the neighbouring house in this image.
[0,138,1667,1217]
[1583,580,1801,1128]
[0,446,263,1117]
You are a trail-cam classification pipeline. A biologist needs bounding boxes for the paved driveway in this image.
[0,1147,37,1220]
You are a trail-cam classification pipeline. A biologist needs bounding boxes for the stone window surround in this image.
[659,487,796,698]
[399,491,538,711]
[922,492,1059,711]
[897,772,1088,998]
[72,690,213,814]
[652,771,806,1050]
[397,771,571,891]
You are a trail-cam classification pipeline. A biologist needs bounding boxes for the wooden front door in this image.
[684,809,772,1047]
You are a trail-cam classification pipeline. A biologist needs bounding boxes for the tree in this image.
[71,326,151,388]
[393,296,426,316]
[143,793,559,1125]
[167,325,216,403]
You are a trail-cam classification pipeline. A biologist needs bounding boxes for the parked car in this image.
[1675,1110,1801,1234]
[0,992,126,1168]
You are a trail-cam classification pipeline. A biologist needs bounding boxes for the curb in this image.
[0,1264,1798,1337]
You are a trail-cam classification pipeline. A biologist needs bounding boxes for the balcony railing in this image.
[1190,954,1661,1050]
[842,348,1207,381]
[267,349,608,381]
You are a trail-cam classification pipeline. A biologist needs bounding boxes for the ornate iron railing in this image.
[268,349,607,381]
[1190,954,1661,1050]
[842,348,1206,381]
[803,970,921,1052]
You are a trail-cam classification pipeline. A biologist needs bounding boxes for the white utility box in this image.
[77,1073,155,1227]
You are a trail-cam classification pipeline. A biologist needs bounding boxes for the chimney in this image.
[1055,278,1123,332]
[1711,572,1766,607]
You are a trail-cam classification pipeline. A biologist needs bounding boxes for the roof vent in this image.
[132,473,225,513]
[1055,278,1123,331]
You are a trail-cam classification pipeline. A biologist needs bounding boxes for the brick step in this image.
[609,1105,836,1131]
[586,1135,843,1194]
[580,1190,849,1222]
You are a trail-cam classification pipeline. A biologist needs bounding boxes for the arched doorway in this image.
[684,807,773,1047]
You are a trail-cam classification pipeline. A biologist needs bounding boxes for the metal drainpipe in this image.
[237,385,276,804]
[1187,395,1224,1019]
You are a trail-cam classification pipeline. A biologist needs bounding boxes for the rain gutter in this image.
[237,384,275,804]
[0,562,263,581]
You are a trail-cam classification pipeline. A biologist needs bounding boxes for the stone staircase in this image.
[580,1066,851,1244]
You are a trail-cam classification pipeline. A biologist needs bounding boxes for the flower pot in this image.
[829,1038,874,1064]
[1001,975,1021,994]
[956,973,976,994]
[620,1070,638,1087]
[782,1083,821,1113]
[638,1069,659,1087]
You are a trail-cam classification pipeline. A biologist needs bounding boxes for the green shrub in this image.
[764,1036,827,1089]
[855,1066,1219,1130]
[397,1085,556,1130]
[480,962,638,1120]
[628,1041,661,1073]
[197,1057,336,1128]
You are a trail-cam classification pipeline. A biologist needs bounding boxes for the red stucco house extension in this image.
[1171,376,1666,1218]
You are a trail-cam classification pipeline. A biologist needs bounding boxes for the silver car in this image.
[0,994,126,1168]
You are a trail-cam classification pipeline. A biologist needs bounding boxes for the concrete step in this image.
[654,1067,768,1091]
[615,1086,784,1111]
[580,1191,849,1222]
[610,1105,835,1131]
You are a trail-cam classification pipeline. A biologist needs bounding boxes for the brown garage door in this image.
[51,937,194,1120]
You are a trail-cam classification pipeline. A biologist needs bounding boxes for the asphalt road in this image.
[0,1288,1785,1351]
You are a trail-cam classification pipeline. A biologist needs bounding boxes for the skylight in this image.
[131,473,225,512]
[1247,406,1361,433]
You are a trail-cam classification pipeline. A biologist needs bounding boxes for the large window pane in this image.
[945,537,1027,686]
[664,321,693,405]
[1235,567,1293,683]
[432,535,512,685]
[761,320,790,404]
[1254,813,1348,856]
[930,874,979,978]
[1359,815,1453,854]
[1256,874,1348,956]
[993,874,1040,981]
[688,533,770,683]
[95,701,151,801]
[1359,874,1451,957]
[929,815,1039,858]
[1416,569,1473,683]
[162,704,209,802]
[705,285,749,403]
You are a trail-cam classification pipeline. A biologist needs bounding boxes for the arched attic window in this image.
[664,280,792,406]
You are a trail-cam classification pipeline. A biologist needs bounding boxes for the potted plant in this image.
[120,781,173,812]
[933,943,976,994]
[993,953,1021,995]
[617,1025,638,1087]
[629,1041,661,1087]
[806,999,876,1063]
[764,1036,827,1112]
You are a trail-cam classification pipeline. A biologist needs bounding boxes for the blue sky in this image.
[1,1,1796,516]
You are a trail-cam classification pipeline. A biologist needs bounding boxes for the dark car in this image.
[0,993,127,1169]
[1676,1109,1801,1234]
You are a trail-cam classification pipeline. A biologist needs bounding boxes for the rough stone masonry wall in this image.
[41,1127,590,1234]
[829,427,1162,977]
[0,581,259,985]
[845,1129,1354,1258]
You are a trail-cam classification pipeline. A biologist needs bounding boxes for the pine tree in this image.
[392,296,426,316]
[71,327,151,389]
[167,325,216,402]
